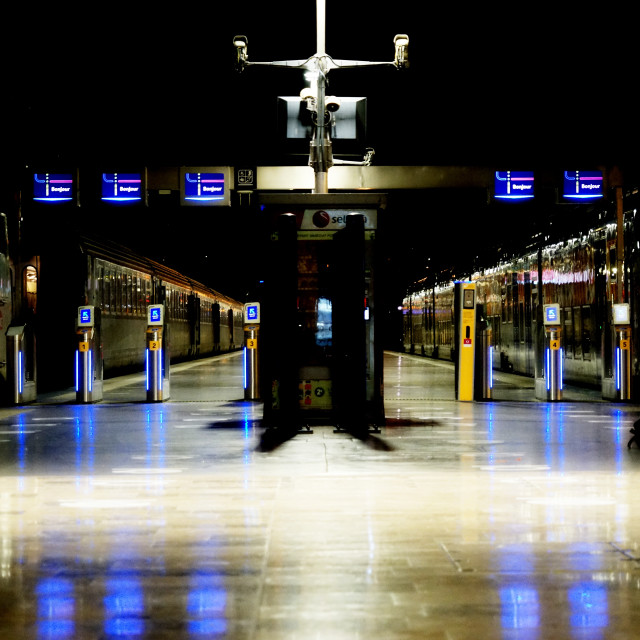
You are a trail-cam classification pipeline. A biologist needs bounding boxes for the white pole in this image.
[316,0,325,54]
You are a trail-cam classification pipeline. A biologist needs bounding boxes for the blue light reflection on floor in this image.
[186,573,228,636]
[500,584,540,633]
[104,577,146,637]
[36,577,75,639]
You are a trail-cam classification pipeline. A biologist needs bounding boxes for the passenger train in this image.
[402,192,640,394]
[14,233,244,392]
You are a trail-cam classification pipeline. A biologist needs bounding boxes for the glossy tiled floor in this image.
[1,352,640,638]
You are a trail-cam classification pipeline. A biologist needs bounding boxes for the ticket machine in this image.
[454,282,476,401]
[536,303,563,401]
[146,304,170,402]
[75,306,103,403]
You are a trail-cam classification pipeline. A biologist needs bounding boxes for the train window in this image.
[23,265,37,314]
[126,273,132,314]
[109,269,116,314]
[167,289,173,318]
[573,306,582,359]
[103,267,109,313]
[96,263,104,310]
[492,315,501,349]
[524,276,532,347]
[582,306,592,360]
[563,307,574,358]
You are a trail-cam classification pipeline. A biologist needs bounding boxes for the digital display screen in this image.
[101,172,143,202]
[150,308,161,323]
[33,173,75,202]
[494,170,535,200]
[463,289,475,309]
[80,308,92,324]
[562,170,604,200]
[246,305,258,321]
[184,172,226,203]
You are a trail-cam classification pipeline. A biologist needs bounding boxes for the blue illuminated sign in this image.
[150,307,161,323]
[246,305,258,321]
[562,170,604,200]
[184,172,225,202]
[101,172,143,202]
[544,304,561,325]
[33,173,74,202]
[494,170,535,200]
[80,308,92,324]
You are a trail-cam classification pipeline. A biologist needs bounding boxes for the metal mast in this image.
[234,2,409,193]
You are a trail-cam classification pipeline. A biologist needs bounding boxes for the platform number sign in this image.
[78,306,95,328]
[244,302,260,324]
[148,305,164,326]
[544,304,561,326]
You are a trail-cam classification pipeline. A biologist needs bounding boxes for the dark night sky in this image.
[2,3,640,300]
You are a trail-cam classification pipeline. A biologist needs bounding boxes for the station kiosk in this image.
[75,306,103,403]
[259,192,386,436]
[146,304,170,402]
[454,282,477,401]
[535,303,563,401]
[603,303,631,401]
[6,323,37,404]
[452,282,494,402]
[243,302,260,400]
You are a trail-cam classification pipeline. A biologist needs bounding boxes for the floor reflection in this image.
[1,353,640,637]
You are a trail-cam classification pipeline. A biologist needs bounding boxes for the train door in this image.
[188,294,200,355]
[21,266,37,384]
[227,308,234,349]
[212,302,221,352]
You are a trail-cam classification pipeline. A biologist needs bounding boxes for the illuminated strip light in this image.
[18,351,23,395]
[102,196,142,202]
[146,349,164,393]
[616,347,621,391]
[158,349,163,391]
[75,350,80,392]
[546,348,551,391]
[494,192,535,200]
[88,350,93,393]
[488,348,493,389]
[184,196,225,201]
[559,348,563,390]
[243,347,248,389]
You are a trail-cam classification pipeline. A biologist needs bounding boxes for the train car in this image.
[0,213,12,399]
[402,200,635,392]
[16,234,243,392]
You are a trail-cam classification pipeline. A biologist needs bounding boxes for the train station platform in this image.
[0,352,639,638]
